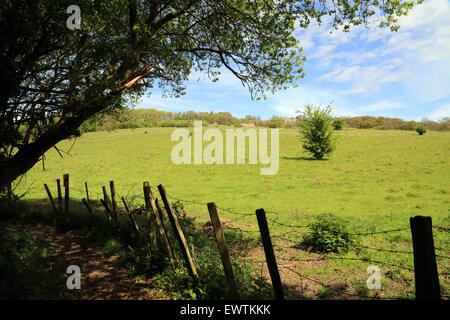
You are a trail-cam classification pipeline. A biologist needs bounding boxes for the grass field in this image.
[18,127,450,226]
[15,126,450,299]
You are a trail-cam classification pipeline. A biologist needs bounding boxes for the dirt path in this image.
[15,223,167,300]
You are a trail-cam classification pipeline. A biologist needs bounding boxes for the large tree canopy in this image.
[0,0,418,189]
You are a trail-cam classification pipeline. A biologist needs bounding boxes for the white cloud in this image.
[300,0,450,101]
[427,104,450,121]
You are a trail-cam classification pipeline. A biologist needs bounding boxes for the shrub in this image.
[416,125,427,135]
[297,104,336,160]
[298,213,356,253]
[332,118,344,130]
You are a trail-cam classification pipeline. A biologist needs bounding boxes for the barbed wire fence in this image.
[42,177,449,300]
[167,194,449,299]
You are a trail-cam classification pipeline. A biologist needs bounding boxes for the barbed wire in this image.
[433,226,449,232]
[435,246,450,253]
[276,264,399,300]
[348,228,410,236]
[276,255,416,272]
[353,244,413,255]
[42,180,450,297]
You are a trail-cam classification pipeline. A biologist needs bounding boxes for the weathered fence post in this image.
[63,173,69,213]
[56,179,62,213]
[155,198,179,261]
[147,189,176,266]
[143,182,158,249]
[44,184,58,226]
[100,199,113,220]
[102,185,113,220]
[158,184,199,281]
[6,182,12,200]
[85,182,90,203]
[82,198,93,214]
[207,202,240,299]
[110,181,118,221]
[410,216,441,300]
[122,196,140,239]
[255,208,284,300]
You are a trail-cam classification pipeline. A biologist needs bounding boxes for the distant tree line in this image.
[80,108,450,133]
[79,108,299,132]
[342,116,450,131]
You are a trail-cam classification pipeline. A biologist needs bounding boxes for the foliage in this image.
[332,118,344,130]
[416,125,427,135]
[342,116,450,131]
[297,104,337,160]
[299,213,356,253]
[0,223,66,299]
[82,108,450,132]
[0,187,25,222]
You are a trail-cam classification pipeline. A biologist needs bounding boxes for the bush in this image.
[297,104,336,160]
[416,125,427,135]
[332,118,344,130]
[298,213,356,253]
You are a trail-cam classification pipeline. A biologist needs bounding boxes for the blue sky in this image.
[137,0,450,121]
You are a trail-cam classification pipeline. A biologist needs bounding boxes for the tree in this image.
[416,125,427,135]
[332,118,344,130]
[0,0,418,189]
[297,104,336,160]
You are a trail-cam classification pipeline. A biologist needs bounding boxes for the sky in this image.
[137,0,450,121]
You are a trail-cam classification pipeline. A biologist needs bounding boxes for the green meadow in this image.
[15,126,450,298]
[18,127,450,228]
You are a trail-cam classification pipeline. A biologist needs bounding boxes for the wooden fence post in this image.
[155,198,179,261]
[63,174,69,213]
[110,180,118,221]
[148,189,176,266]
[207,203,240,299]
[56,179,62,213]
[410,216,441,300]
[6,182,12,200]
[82,198,93,214]
[102,186,113,218]
[100,199,113,220]
[158,184,198,281]
[122,197,140,239]
[44,184,58,226]
[85,182,90,203]
[143,182,158,249]
[255,208,284,300]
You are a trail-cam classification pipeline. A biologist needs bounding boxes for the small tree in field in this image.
[332,118,344,130]
[297,104,336,160]
[416,125,427,135]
